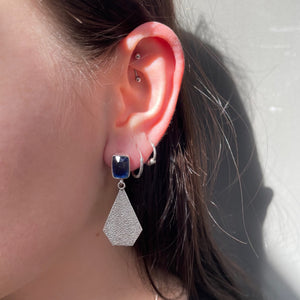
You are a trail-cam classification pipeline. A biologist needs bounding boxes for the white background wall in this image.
[176,1,300,299]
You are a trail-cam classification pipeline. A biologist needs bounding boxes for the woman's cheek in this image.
[0,51,92,299]
[0,3,108,297]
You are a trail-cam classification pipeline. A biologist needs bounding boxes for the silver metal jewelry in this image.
[134,53,142,82]
[134,69,142,83]
[103,155,142,246]
[147,141,157,166]
[132,151,144,178]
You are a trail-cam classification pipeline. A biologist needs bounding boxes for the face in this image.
[0,1,113,297]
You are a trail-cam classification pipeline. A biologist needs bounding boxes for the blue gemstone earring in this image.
[103,155,142,246]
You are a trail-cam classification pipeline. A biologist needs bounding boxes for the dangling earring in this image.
[103,141,156,246]
[103,155,142,246]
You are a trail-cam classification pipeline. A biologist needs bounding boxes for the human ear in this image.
[103,22,184,171]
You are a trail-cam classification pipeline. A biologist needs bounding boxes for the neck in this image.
[3,210,155,300]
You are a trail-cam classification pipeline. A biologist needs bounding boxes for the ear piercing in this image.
[132,151,144,179]
[131,140,157,178]
[134,70,142,83]
[134,53,142,83]
[146,141,157,166]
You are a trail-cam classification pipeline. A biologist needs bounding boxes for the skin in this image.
[0,1,185,299]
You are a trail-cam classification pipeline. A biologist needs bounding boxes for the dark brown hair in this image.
[38,1,259,299]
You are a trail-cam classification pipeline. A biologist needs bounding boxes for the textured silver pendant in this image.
[103,188,142,246]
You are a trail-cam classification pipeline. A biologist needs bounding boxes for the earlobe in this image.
[103,22,184,171]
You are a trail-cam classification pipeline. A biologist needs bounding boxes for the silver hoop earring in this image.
[132,151,144,178]
[147,141,157,166]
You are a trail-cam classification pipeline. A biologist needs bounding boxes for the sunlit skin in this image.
[0,1,185,299]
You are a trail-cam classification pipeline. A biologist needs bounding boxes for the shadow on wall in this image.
[185,32,300,299]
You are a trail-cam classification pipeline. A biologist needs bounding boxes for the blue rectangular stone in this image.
[112,155,130,179]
